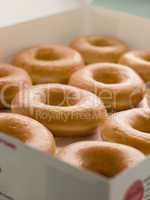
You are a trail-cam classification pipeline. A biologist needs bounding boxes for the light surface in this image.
[0,0,81,27]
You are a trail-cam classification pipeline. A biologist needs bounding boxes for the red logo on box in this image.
[0,138,16,150]
[124,180,144,200]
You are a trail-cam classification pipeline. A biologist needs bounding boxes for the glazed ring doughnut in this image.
[70,36,128,64]
[119,50,150,82]
[11,84,108,137]
[69,63,145,112]
[57,141,145,177]
[12,45,84,84]
[0,113,56,154]
[101,108,150,155]
[0,64,32,108]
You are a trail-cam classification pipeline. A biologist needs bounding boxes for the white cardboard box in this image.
[0,1,150,200]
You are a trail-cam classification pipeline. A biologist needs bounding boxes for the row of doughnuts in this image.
[12,36,150,83]
[0,35,149,178]
[1,36,150,112]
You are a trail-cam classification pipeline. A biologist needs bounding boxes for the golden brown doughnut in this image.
[0,113,56,154]
[12,45,84,84]
[101,108,150,155]
[119,50,150,82]
[11,84,108,137]
[69,63,145,112]
[70,36,128,64]
[57,141,145,177]
[0,64,32,108]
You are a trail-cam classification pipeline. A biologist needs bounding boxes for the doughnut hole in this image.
[131,114,150,134]
[143,55,150,62]
[44,88,80,107]
[93,68,125,84]
[89,38,112,47]
[79,147,129,177]
[36,48,61,61]
[0,71,17,107]
[0,70,10,77]
[137,52,150,63]
[1,85,20,108]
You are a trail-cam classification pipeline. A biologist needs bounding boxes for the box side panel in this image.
[0,134,109,200]
[45,163,109,200]
[110,158,150,200]
[0,9,84,62]
[83,7,150,49]
[0,135,48,200]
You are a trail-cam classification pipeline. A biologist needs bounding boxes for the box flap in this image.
[0,133,109,200]
[0,0,83,28]
[92,0,150,18]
